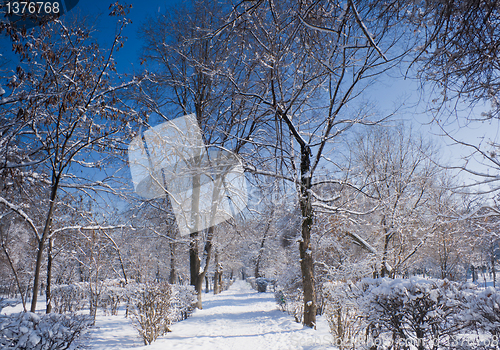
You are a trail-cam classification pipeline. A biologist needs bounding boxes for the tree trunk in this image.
[1,240,27,312]
[254,213,272,278]
[197,227,214,308]
[492,255,496,288]
[217,269,222,293]
[190,148,203,302]
[45,237,53,313]
[440,238,448,280]
[299,145,316,328]
[189,232,200,289]
[380,218,391,278]
[214,251,221,294]
[169,238,176,285]
[190,227,214,309]
[31,176,59,313]
[195,277,203,308]
[31,239,45,312]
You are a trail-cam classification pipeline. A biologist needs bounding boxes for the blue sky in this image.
[68,0,185,72]
[0,0,185,75]
[375,71,500,191]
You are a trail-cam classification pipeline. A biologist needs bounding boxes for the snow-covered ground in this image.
[87,280,334,350]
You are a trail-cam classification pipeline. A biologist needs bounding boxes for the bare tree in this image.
[138,0,259,309]
[351,125,441,277]
[212,0,415,327]
[407,0,500,119]
[400,1,500,196]
[0,4,141,313]
[0,214,28,311]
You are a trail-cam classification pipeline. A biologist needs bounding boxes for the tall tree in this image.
[214,0,416,327]
[139,0,259,308]
[0,4,141,313]
[351,125,441,277]
[402,0,500,195]
[409,0,500,118]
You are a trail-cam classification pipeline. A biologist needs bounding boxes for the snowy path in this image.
[87,280,334,350]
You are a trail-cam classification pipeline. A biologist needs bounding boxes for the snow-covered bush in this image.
[248,277,275,293]
[220,278,234,292]
[247,277,256,290]
[169,284,196,322]
[0,312,92,350]
[462,287,500,339]
[322,281,363,350]
[321,277,500,349]
[256,277,268,292]
[98,286,123,316]
[50,283,88,314]
[357,277,472,350]
[273,287,303,323]
[286,289,304,323]
[51,280,124,316]
[274,290,286,312]
[127,282,172,345]
[98,280,126,316]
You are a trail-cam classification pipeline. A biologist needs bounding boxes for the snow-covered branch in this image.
[0,196,39,241]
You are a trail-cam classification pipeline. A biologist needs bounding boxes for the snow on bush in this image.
[256,277,268,292]
[30,280,198,346]
[127,282,172,345]
[169,284,196,322]
[321,277,499,349]
[98,280,126,316]
[462,286,500,338]
[50,283,88,314]
[357,277,471,349]
[322,281,363,350]
[274,290,286,312]
[51,280,126,316]
[223,278,235,291]
[273,288,303,323]
[0,312,92,350]
[247,277,256,290]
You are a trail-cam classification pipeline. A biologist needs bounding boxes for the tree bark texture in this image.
[299,145,317,328]
[45,237,53,313]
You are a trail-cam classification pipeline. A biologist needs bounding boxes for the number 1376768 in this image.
[6,1,60,15]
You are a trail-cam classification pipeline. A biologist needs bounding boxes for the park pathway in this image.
[88,280,333,350]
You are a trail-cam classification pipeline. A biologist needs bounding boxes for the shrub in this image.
[356,277,473,350]
[0,298,12,314]
[321,277,500,350]
[246,277,256,290]
[323,281,363,350]
[273,287,303,323]
[127,282,172,345]
[98,280,126,316]
[274,290,287,312]
[50,283,88,314]
[0,312,92,350]
[462,287,500,340]
[256,277,268,292]
[219,278,234,293]
[169,284,196,322]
